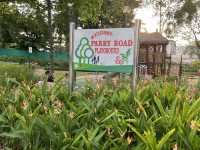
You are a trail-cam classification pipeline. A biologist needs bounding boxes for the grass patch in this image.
[0,63,40,86]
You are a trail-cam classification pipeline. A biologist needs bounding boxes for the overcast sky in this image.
[135,4,188,46]
[135,5,159,33]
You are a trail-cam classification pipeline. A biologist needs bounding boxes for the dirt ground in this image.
[34,68,105,82]
[34,66,199,88]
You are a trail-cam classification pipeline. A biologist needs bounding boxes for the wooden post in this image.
[163,44,166,75]
[179,55,183,79]
[132,20,141,95]
[153,45,156,77]
[146,45,149,72]
[167,55,172,76]
[69,22,75,94]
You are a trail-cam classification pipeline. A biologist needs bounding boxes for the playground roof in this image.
[140,32,169,45]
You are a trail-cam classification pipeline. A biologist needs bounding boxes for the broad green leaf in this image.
[88,128,99,141]
[187,98,200,122]
[128,124,147,144]
[157,128,175,150]
[72,132,83,146]
[154,96,166,116]
[101,111,116,123]
[135,98,148,119]
[94,130,106,143]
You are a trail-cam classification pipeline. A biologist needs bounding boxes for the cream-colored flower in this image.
[136,107,141,114]
[190,120,200,131]
[21,101,28,110]
[173,144,178,150]
[28,113,33,117]
[43,105,48,113]
[53,100,64,109]
[54,108,61,114]
[68,112,75,119]
[107,128,112,136]
[96,82,100,89]
[127,135,133,145]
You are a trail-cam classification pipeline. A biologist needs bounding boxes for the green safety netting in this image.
[0,48,69,62]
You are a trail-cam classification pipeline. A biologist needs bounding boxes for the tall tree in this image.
[150,0,182,38]
[100,0,140,28]
[54,0,140,50]
[175,0,200,50]
[0,2,19,47]
[1,0,141,50]
[0,0,49,49]
[46,0,54,72]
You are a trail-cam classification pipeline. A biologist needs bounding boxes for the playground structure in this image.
[138,32,170,77]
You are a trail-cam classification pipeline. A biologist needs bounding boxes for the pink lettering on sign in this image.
[114,40,133,47]
[91,40,111,46]
[95,48,119,54]
[115,56,123,64]
[91,31,113,39]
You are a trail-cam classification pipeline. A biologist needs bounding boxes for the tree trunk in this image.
[46,0,54,73]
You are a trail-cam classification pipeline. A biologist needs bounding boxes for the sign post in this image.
[132,20,141,95]
[69,22,75,94]
[28,47,32,69]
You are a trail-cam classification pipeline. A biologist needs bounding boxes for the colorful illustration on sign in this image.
[75,37,94,64]
[91,56,100,64]
[120,48,131,64]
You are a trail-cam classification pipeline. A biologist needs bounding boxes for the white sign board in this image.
[73,28,135,73]
[28,47,32,53]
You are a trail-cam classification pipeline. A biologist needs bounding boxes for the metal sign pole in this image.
[69,22,75,95]
[28,47,32,69]
[132,20,141,95]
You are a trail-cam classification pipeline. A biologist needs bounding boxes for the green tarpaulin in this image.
[0,48,69,62]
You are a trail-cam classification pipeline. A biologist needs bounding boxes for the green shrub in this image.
[0,80,199,149]
[192,61,200,68]
[0,64,39,86]
[183,63,200,74]
[0,57,27,64]
[0,56,68,70]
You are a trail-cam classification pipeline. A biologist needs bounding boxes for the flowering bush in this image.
[0,80,199,149]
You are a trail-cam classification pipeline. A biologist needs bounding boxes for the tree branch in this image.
[191,28,200,49]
